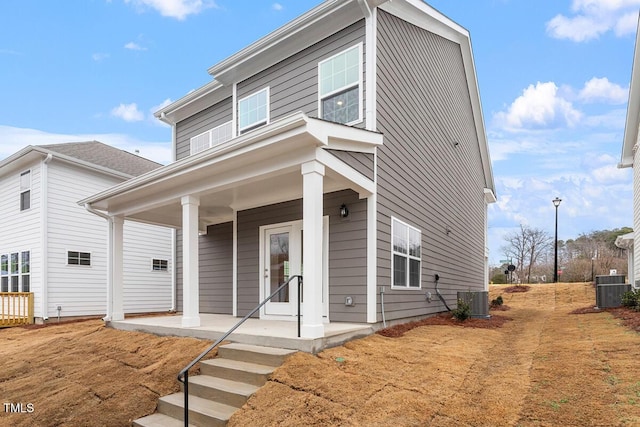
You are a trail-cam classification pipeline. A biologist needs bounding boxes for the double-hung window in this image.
[238,87,269,133]
[20,170,31,211]
[0,251,30,292]
[392,218,422,289]
[1,254,8,292]
[318,44,362,125]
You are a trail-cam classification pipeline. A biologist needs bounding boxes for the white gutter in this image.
[83,203,114,321]
[40,153,53,320]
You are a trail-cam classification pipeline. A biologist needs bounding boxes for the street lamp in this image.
[553,197,562,283]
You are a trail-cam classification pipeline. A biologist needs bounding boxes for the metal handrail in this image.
[177,274,303,426]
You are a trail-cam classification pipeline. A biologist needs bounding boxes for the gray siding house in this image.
[82,0,495,339]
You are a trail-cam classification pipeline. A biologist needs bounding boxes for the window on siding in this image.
[238,88,269,133]
[21,251,30,292]
[190,121,233,155]
[1,254,8,292]
[152,259,168,272]
[20,170,31,211]
[10,252,19,292]
[391,218,421,289]
[68,251,91,266]
[319,44,362,125]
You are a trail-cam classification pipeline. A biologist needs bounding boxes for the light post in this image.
[553,197,562,283]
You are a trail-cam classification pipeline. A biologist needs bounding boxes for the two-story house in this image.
[0,141,174,322]
[82,0,496,341]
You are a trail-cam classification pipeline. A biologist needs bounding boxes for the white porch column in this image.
[111,215,125,321]
[301,161,325,339]
[181,195,201,328]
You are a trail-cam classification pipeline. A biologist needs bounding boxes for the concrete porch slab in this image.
[108,314,375,353]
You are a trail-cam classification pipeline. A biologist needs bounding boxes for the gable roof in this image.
[0,141,161,180]
[38,141,160,177]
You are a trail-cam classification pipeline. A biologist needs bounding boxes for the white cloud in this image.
[92,52,110,62]
[111,103,145,122]
[124,42,147,51]
[546,0,640,42]
[272,3,283,11]
[124,0,218,20]
[578,77,628,104]
[0,125,172,164]
[494,82,582,130]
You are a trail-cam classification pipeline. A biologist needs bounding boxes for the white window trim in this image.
[317,43,364,126]
[19,170,31,212]
[189,120,233,155]
[238,87,270,133]
[391,217,422,290]
[1,250,30,292]
[66,250,92,267]
[151,258,169,272]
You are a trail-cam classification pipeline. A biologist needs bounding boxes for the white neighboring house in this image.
[619,20,640,288]
[0,141,174,321]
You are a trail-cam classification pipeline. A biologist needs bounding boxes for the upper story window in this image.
[319,44,362,125]
[190,121,233,155]
[238,87,269,133]
[391,217,421,289]
[20,170,31,211]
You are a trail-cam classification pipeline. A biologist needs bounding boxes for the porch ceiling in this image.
[81,113,381,229]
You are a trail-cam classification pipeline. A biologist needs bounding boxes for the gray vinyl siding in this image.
[237,20,366,130]
[175,222,233,314]
[175,97,233,161]
[375,10,487,321]
[325,149,375,181]
[236,190,367,322]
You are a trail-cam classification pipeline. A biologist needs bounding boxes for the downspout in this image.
[84,203,113,321]
[434,274,451,311]
[41,153,53,321]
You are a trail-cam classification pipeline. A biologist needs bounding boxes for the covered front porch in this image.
[81,112,382,341]
[110,313,374,353]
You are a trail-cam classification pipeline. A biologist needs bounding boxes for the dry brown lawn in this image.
[1,282,640,426]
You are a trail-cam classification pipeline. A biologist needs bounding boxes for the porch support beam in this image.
[301,161,325,339]
[111,215,125,321]
[181,195,201,328]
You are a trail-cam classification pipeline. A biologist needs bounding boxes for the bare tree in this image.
[501,225,552,284]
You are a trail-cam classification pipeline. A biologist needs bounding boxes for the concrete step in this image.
[157,392,236,427]
[200,357,275,387]
[184,374,259,408]
[218,343,296,367]
[133,412,196,427]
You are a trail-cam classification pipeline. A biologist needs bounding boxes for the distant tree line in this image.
[491,226,632,284]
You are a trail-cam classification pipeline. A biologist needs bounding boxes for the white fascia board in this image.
[154,80,229,125]
[316,148,375,197]
[621,18,640,168]
[484,188,497,204]
[305,117,383,150]
[208,0,361,84]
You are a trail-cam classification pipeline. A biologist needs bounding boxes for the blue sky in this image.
[0,0,637,264]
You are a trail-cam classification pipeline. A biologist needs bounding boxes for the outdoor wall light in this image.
[340,204,349,218]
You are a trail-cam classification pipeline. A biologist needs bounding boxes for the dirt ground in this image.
[1,283,640,426]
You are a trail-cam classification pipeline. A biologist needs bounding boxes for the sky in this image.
[0,0,637,265]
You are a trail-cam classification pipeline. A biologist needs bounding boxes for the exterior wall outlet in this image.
[345,296,354,306]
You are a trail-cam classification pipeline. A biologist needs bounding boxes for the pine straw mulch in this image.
[376,311,512,337]
[570,305,640,332]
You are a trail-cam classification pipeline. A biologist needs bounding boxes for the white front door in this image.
[261,218,328,319]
